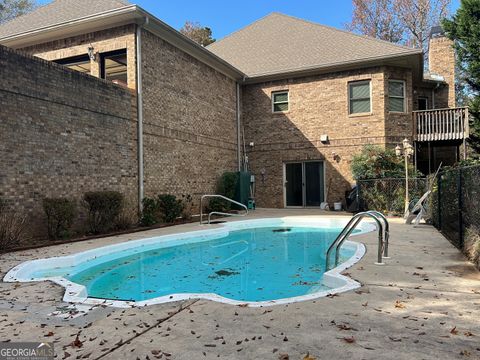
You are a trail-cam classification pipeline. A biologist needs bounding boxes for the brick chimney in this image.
[428,26,456,108]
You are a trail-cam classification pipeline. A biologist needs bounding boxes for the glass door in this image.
[285,163,303,207]
[305,161,324,207]
[285,161,325,207]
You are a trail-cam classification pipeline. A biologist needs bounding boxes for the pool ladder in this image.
[200,194,248,225]
[325,211,390,271]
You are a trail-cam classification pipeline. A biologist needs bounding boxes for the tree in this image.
[394,0,450,56]
[179,21,215,47]
[443,0,480,155]
[0,0,36,24]
[347,0,403,42]
[347,0,451,57]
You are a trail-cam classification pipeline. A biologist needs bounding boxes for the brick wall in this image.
[20,25,137,89]
[242,66,413,208]
[385,67,414,145]
[429,35,456,108]
[0,45,137,236]
[141,29,238,205]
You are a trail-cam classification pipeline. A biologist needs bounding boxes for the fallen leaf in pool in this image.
[215,269,240,277]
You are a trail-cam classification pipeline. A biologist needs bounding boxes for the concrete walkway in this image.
[0,209,479,360]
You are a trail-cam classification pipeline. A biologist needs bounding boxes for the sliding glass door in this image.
[284,161,325,207]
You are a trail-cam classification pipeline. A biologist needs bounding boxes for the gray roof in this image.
[0,0,132,39]
[208,12,421,78]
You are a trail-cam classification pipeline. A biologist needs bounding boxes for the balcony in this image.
[413,107,469,142]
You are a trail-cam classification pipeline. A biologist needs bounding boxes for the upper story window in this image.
[101,49,128,86]
[388,80,406,112]
[418,97,428,111]
[348,80,371,114]
[272,91,289,113]
[54,54,91,74]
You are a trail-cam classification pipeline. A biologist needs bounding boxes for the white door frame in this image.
[283,160,327,208]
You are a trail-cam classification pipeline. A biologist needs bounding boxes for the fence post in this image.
[437,172,442,231]
[457,168,464,249]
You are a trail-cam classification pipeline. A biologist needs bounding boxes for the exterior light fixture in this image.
[395,145,402,157]
[396,138,415,216]
[87,45,96,61]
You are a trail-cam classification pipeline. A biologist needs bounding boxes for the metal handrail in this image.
[325,211,388,271]
[200,195,248,225]
[367,211,390,258]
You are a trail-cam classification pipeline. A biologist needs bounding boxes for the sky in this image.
[38,0,461,41]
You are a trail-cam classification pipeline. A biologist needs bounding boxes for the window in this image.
[418,97,428,110]
[54,54,91,74]
[388,80,406,112]
[348,81,371,114]
[101,49,128,85]
[272,91,289,113]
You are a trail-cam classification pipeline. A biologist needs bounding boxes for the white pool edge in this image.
[4,216,375,308]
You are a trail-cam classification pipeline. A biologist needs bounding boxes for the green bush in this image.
[351,145,421,180]
[141,197,159,226]
[207,172,239,213]
[84,191,124,234]
[157,194,184,223]
[43,198,76,240]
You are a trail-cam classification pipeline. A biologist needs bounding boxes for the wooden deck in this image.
[413,107,469,142]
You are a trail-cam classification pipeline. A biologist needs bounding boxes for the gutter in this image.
[242,51,423,84]
[236,82,241,171]
[136,17,148,214]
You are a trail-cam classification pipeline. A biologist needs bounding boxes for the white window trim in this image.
[272,90,289,113]
[388,79,407,113]
[348,80,372,115]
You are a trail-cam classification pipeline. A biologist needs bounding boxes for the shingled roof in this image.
[0,0,132,39]
[208,12,421,78]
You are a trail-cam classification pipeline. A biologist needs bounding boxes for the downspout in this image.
[136,18,148,214]
[236,82,241,172]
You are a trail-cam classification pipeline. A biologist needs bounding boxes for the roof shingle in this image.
[208,12,421,78]
[0,0,132,39]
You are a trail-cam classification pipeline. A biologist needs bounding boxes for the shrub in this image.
[43,198,77,240]
[0,200,29,252]
[83,191,124,234]
[351,145,421,180]
[207,172,239,213]
[141,197,160,226]
[115,200,138,231]
[181,194,194,220]
[465,226,480,270]
[157,194,184,223]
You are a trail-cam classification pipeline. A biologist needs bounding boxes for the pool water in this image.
[35,226,356,303]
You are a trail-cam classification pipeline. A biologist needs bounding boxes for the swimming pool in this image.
[4,217,375,307]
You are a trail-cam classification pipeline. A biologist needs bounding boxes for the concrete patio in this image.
[0,209,479,360]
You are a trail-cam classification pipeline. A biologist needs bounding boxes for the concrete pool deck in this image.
[0,209,479,359]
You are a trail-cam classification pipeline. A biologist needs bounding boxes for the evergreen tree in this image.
[443,0,480,155]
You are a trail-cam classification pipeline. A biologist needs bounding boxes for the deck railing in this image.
[413,107,469,142]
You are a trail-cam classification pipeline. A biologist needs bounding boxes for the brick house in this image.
[0,0,468,217]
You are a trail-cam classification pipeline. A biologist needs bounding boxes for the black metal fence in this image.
[357,178,428,216]
[431,165,480,250]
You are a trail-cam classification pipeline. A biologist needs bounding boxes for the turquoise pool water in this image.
[33,226,356,303]
[34,226,354,302]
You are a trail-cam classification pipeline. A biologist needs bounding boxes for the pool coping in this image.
[3,216,376,308]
